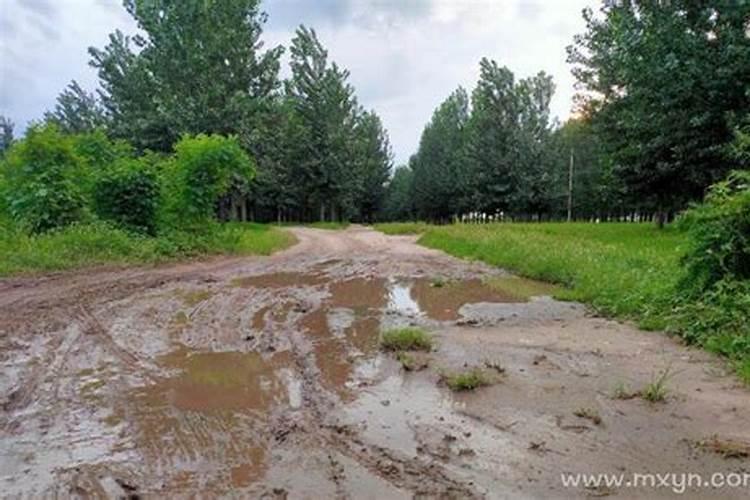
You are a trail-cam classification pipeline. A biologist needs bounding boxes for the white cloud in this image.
[0,0,597,164]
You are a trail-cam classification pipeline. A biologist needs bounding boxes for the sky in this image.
[0,0,598,164]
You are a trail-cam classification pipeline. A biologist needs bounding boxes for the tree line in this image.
[2,0,392,228]
[383,1,749,226]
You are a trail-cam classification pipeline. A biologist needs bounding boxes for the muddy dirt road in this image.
[2,226,749,498]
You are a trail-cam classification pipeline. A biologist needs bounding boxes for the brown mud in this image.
[1,226,749,498]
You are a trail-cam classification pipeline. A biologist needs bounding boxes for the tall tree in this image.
[44,80,108,134]
[89,0,283,151]
[382,164,415,221]
[353,110,393,222]
[412,87,469,222]
[568,0,750,225]
[0,115,14,158]
[462,60,519,216]
[286,25,358,221]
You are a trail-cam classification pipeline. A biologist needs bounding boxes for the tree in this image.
[0,115,14,158]
[462,60,518,216]
[1,124,87,233]
[44,80,108,134]
[568,1,750,225]
[89,0,283,151]
[286,25,359,221]
[382,165,414,221]
[353,110,393,222]
[412,87,469,222]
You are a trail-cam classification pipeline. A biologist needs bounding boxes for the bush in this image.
[1,124,87,233]
[93,158,160,234]
[678,170,750,295]
[167,134,255,227]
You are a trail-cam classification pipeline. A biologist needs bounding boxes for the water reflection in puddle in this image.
[386,279,422,316]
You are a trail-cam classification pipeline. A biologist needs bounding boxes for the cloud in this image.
[1,0,597,164]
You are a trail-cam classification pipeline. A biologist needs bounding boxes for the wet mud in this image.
[1,226,749,498]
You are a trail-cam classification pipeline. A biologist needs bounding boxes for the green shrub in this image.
[167,134,255,227]
[93,158,160,234]
[678,170,750,296]
[1,124,87,233]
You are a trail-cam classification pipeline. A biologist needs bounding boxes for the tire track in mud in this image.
[268,294,483,498]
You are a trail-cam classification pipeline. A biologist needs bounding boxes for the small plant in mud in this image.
[380,327,433,352]
[396,351,429,371]
[440,368,492,392]
[430,276,449,288]
[573,407,602,426]
[610,381,638,400]
[641,366,673,403]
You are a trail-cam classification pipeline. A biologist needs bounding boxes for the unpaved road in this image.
[1,226,750,498]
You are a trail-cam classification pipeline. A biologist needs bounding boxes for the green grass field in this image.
[0,221,295,277]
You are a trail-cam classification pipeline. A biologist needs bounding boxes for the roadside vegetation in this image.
[0,126,294,276]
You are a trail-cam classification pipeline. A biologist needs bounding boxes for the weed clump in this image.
[641,367,673,403]
[380,327,433,352]
[440,368,492,392]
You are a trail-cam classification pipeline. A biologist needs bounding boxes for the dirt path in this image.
[1,226,749,498]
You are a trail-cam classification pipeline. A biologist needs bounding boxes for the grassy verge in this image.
[413,223,685,330]
[377,222,750,382]
[0,221,295,277]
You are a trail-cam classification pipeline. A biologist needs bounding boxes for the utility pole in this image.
[567,148,574,222]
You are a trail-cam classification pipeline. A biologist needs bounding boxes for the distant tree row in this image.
[387,1,749,225]
[37,0,392,223]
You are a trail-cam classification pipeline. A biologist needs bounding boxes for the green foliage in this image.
[382,165,414,222]
[168,134,256,226]
[678,171,750,295]
[0,115,14,158]
[90,0,283,151]
[671,171,750,363]
[0,221,294,276]
[44,80,108,134]
[380,327,433,352]
[411,87,469,221]
[94,158,160,234]
[1,124,87,233]
[568,2,750,216]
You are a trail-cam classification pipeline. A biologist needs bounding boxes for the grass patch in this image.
[440,367,492,392]
[380,327,433,352]
[406,222,685,329]
[374,222,430,235]
[0,221,295,277]
[641,367,673,403]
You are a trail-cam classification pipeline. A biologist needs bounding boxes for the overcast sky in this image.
[0,0,597,164]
